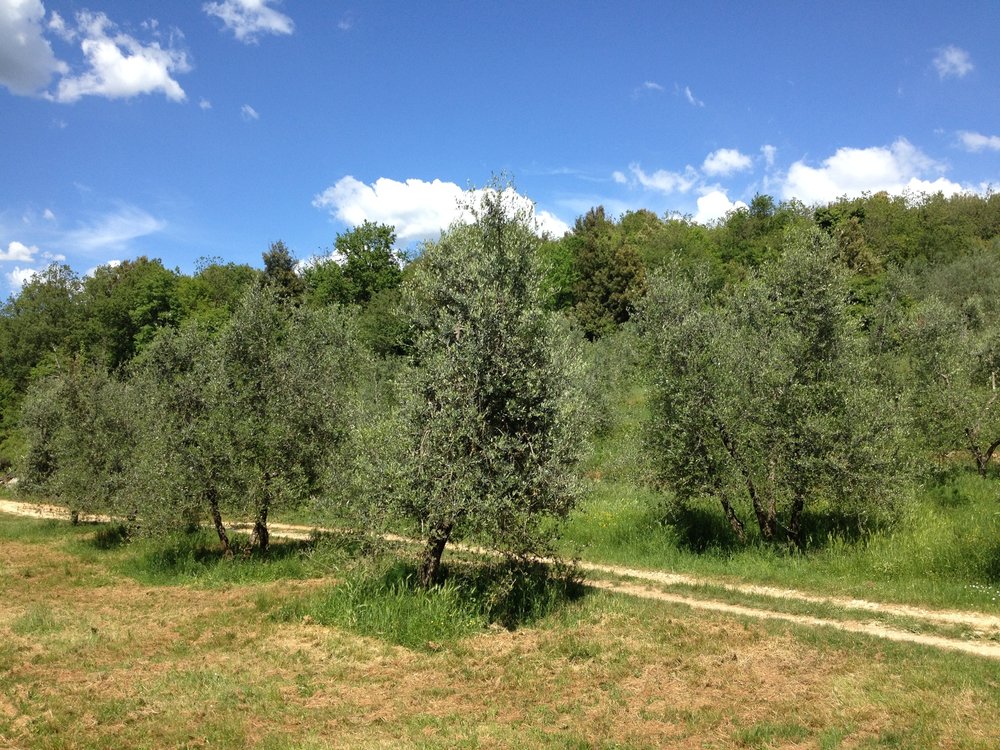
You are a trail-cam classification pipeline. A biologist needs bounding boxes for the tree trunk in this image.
[787,490,805,550]
[966,427,990,478]
[714,417,774,541]
[419,521,453,588]
[968,430,1000,479]
[208,489,231,557]
[718,493,746,542]
[243,493,271,558]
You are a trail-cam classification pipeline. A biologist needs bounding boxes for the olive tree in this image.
[641,227,908,546]
[397,184,587,587]
[124,324,231,546]
[18,356,134,521]
[201,285,359,554]
[906,297,1000,476]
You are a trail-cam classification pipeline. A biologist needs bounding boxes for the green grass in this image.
[559,372,1000,612]
[560,471,1000,612]
[3,513,1000,749]
[11,603,62,636]
[274,558,585,650]
[111,528,368,587]
[564,481,1000,612]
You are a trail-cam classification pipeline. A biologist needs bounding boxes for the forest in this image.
[3,184,1000,596]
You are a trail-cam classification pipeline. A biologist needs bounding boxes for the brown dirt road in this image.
[3,497,1000,660]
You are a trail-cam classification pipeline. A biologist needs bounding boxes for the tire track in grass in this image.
[3,498,999,658]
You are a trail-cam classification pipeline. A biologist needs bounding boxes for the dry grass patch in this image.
[2,521,1000,749]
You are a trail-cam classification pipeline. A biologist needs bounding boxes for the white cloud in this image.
[199,97,212,110]
[42,207,55,220]
[55,12,190,103]
[312,176,570,244]
[702,148,753,177]
[241,103,259,120]
[0,240,37,262]
[628,162,698,194]
[781,138,970,204]
[958,130,1000,153]
[683,85,704,107]
[0,0,68,95]
[933,45,973,79]
[611,170,627,185]
[84,259,122,278]
[47,9,74,41]
[5,265,39,288]
[693,189,747,225]
[64,206,165,252]
[204,0,294,43]
[761,144,777,168]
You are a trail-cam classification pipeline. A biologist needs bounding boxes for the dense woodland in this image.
[3,185,1000,581]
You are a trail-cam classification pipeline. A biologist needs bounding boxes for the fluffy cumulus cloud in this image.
[0,240,38,262]
[313,176,571,244]
[693,189,747,224]
[781,138,968,204]
[0,0,68,95]
[55,12,190,102]
[5,265,39,288]
[702,148,752,177]
[204,0,294,43]
[0,4,190,102]
[933,45,974,79]
[958,131,1000,153]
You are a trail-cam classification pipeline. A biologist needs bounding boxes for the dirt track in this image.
[3,497,999,659]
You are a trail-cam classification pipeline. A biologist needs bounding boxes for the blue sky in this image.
[1,0,998,295]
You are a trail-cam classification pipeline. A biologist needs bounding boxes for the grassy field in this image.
[2,514,1000,749]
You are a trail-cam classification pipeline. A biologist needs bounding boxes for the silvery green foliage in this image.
[125,285,362,550]
[124,324,220,536]
[201,285,360,550]
[18,357,134,518]
[396,185,588,580]
[906,295,1000,475]
[642,226,909,546]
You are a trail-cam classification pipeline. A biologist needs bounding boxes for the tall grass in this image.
[561,466,1000,610]
[275,558,584,650]
[112,528,361,587]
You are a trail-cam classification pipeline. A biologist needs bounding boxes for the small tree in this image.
[18,356,134,521]
[125,324,230,546]
[570,207,646,339]
[398,183,586,587]
[907,297,1000,476]
[642,227,908,546]
[203,285,358,554]
[262,240,304,302]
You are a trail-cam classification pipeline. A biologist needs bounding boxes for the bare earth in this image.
[2,498,999,660]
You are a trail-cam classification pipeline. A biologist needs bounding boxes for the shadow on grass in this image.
[664,499,743,554]
[107,528,365,587]
[665,496,902,554]
[275,556,587,650]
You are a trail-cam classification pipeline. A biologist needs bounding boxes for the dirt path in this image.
[4,498,1000,659]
